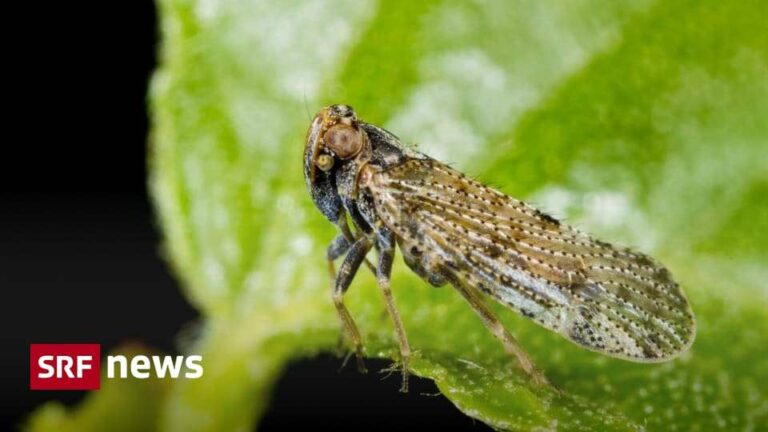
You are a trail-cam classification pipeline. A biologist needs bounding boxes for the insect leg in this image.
[326,234,352,356]
[375,228,411,392]
[333,236,372,373]
[327,233,351,261]
[450,276,549,386]
[336,212,376,274]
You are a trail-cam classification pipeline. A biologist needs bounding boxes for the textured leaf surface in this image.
[27,0,767,430]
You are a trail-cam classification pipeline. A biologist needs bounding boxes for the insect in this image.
[304,104,696,392]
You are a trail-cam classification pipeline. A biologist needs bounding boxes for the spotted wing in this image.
[367,157,696,361]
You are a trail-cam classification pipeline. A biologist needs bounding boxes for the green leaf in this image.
[27,0,767,430]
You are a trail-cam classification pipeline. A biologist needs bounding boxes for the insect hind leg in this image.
[329,235,372,373]
[447,273,549,386]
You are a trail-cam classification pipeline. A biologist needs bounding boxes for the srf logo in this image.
[30,344,101,390]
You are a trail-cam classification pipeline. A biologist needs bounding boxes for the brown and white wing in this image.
[367,157,696,362]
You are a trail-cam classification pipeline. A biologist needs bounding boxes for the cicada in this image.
[304,104,696,391]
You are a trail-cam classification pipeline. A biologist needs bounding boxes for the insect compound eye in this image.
[323,124,363,159]
[316,153,335,171]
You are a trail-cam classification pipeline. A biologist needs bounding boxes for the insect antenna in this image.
[302,86,311,122]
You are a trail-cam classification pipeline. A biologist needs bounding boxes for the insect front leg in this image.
[327,234,355,358]
[327,233,351,262]
[332,235,372,373]
[449,276,549,386]
[375,228,411,392]
[335,212,376,274]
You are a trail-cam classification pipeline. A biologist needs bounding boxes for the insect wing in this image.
[367,157,696,361]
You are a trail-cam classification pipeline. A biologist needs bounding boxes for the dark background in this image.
[2,3,489,430]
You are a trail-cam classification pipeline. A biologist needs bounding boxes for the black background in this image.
[2,3,490,430]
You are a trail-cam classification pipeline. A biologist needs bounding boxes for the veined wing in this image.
[367,157,696,361]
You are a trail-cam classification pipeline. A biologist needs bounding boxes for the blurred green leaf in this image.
[28,0,767,430]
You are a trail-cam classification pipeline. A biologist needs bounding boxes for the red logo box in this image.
[30,344,101,390]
